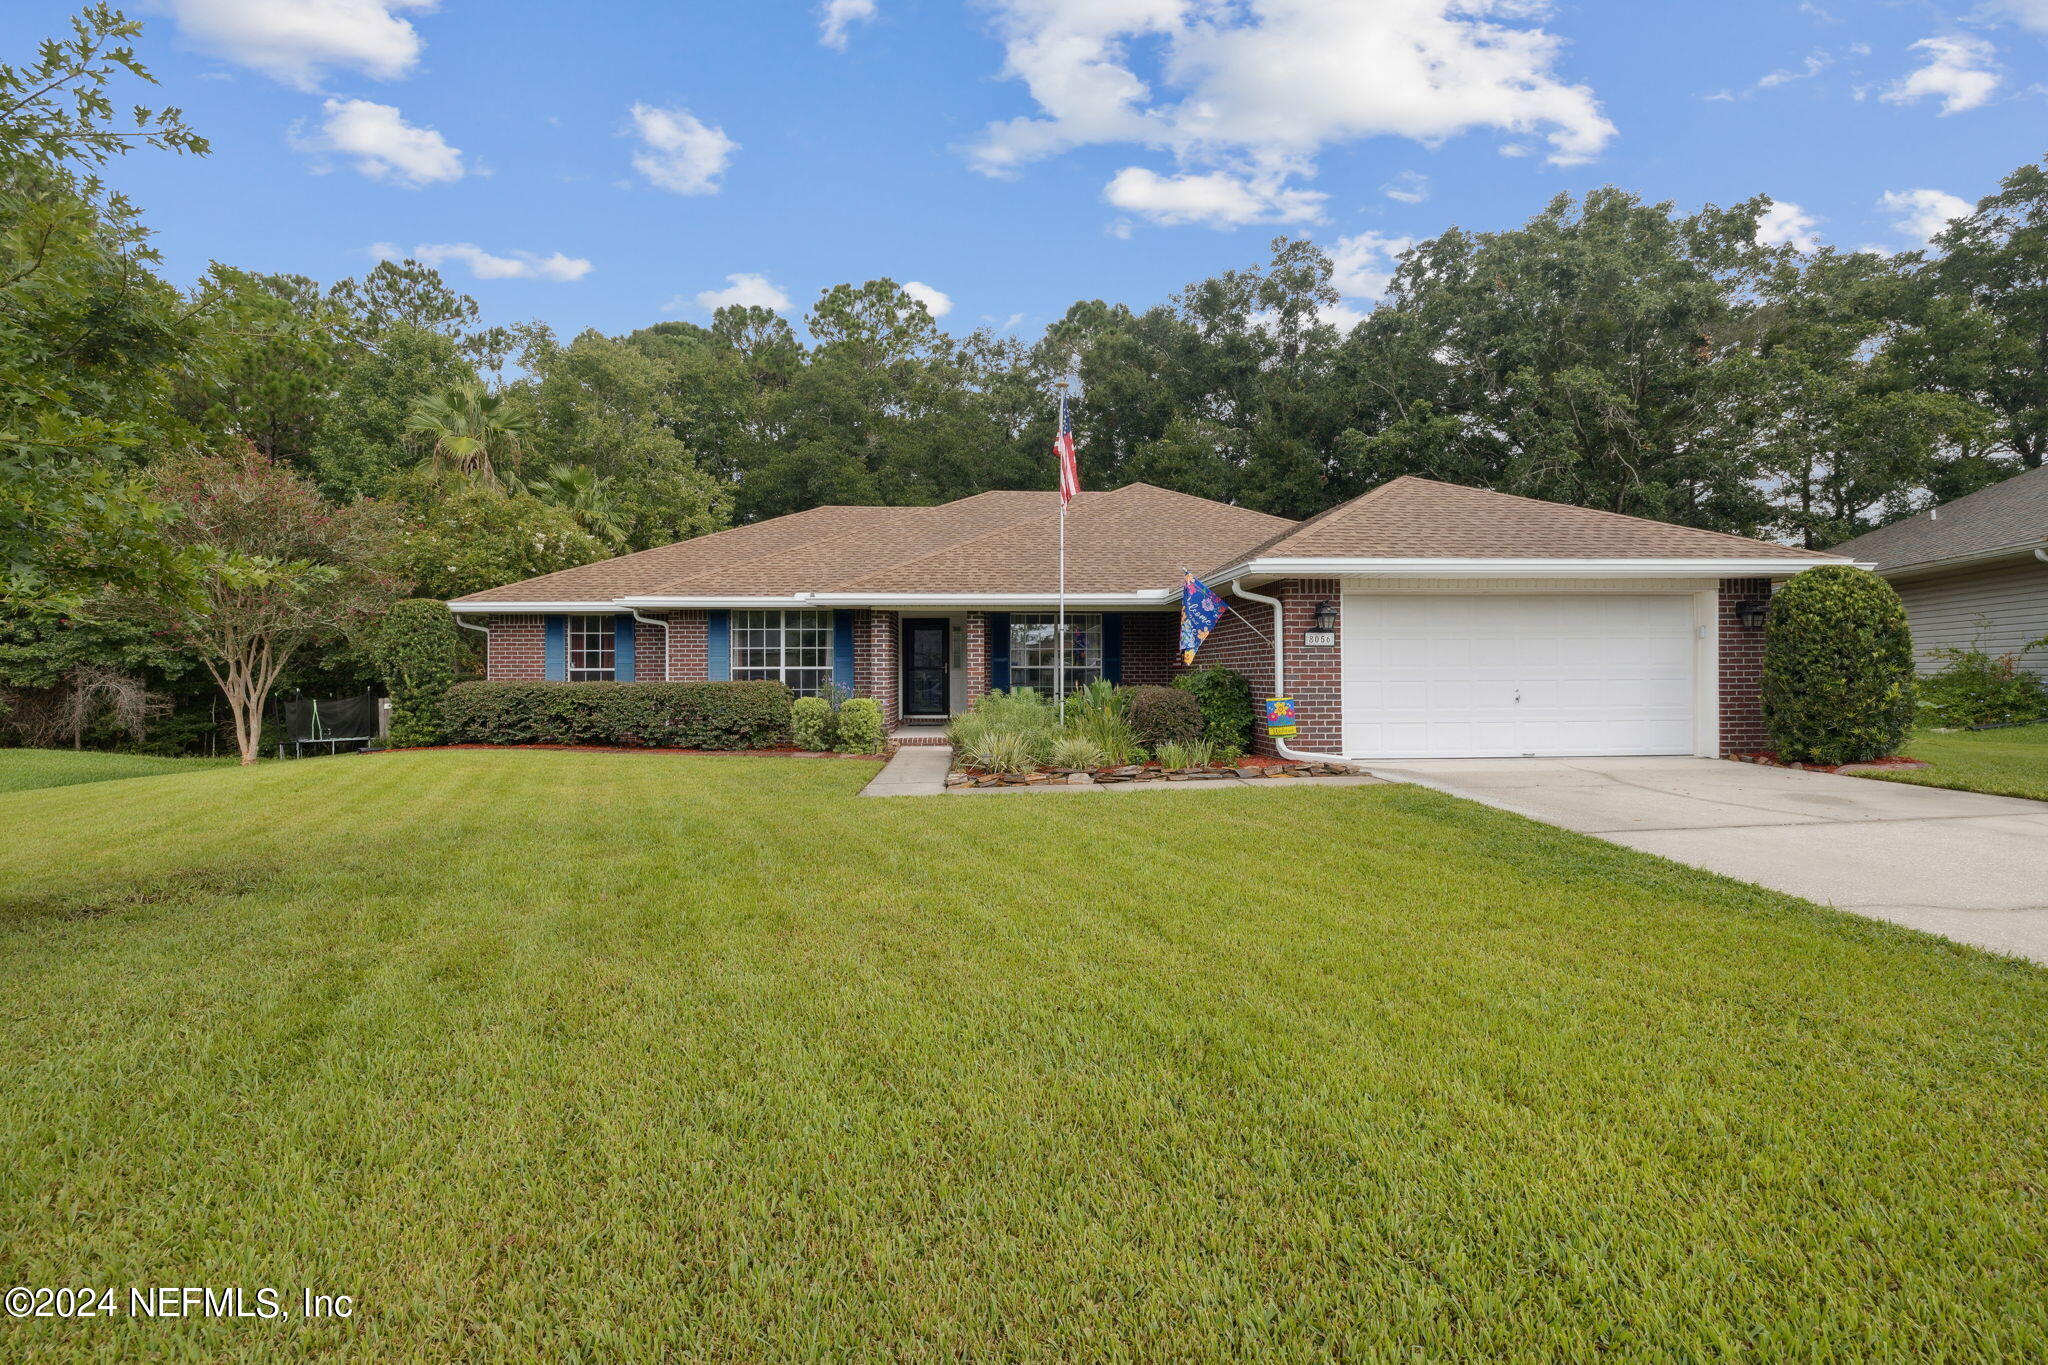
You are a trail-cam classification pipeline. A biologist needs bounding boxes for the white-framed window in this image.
[734,609,832,697]
[566,615,615,682]
[1009,613,1101,697]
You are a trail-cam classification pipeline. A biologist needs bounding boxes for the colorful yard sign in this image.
[1264,696,1298,737]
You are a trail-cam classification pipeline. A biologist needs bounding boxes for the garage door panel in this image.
[1342,594,1697,759]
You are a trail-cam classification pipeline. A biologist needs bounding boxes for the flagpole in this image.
[1056,381,1068,726]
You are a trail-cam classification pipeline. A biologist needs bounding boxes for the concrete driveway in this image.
[1366,756,2048,964]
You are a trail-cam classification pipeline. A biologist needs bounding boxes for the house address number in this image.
[1302,630,1335,647]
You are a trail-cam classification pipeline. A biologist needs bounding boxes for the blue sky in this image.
[10,1,2047,339]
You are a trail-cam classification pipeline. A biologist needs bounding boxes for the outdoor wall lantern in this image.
[1312,600,1338,633]
[1735,598,1769,629]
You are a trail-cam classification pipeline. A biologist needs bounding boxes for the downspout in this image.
[628,609,671,681]
[1227,581,1353,766]
[2036,548,2048,564]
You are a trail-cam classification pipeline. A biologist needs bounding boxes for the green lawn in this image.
[1860,722,2048,802]
[0,747,237,795]
[2,750,2045,1360]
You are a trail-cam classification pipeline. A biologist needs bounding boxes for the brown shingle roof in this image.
[453,475,1838,608]
[450,484,1294,604]
[1829,465,2048,572]
[1221,476,1842,565]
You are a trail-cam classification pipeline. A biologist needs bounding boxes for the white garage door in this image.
[1342,595,1696,759]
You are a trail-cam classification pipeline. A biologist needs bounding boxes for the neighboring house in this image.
[449,476,1850,760]
[1830,466,2048,680]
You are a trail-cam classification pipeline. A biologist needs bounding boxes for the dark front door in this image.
[901,619,950,718]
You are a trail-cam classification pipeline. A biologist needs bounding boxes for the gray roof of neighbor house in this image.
[449,484,1294,604]
[1829,465,2048,573]
[1218,476,1843,566]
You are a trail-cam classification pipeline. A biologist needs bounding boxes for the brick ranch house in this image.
[449,476,1858,760]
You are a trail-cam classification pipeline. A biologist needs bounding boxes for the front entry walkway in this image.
[1366,756,2048,964]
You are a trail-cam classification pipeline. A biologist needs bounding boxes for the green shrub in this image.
[1049,735,1106,770]
[791,696,837,750]
[835,698,885,754]
[961,730,1039,774]
[1128,684,1204,747]
[947,688,1059,758]
[1917,645,2048,728]
[442,681,793,749]
[1172,667,1254,748]
[374,599,463,747]
[1154,739,1216,770]
[1761,567,1916,765]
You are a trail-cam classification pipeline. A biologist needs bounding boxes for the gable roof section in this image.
[1218,476,1843,568]
[451,485,1294,605]
[1829,466,2048,574]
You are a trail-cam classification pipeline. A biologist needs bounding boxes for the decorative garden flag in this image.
[1264,696,1298,738]
[1180,573,1226,664]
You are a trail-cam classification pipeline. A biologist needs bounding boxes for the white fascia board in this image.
[446,601,625,613]
[1213,556,1861,581]
[614,595,812,609]
[803,591,1174,608]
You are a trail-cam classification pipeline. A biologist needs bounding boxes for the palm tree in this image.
[528,462,628,546]
[404,385,529,483]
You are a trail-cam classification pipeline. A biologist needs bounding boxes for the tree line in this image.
[4,7,2045,757]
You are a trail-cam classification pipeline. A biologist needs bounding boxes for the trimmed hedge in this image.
[1761,566,1916,765]
[1128,684,1204,746]
[791,696,836,750]
[375,599,464,748]
[442,681,793,750]
[1173,666,1254,748]
[836,698,885,754]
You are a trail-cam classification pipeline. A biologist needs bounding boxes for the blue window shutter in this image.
[543,616,566,681]
[1102,613,1123,684]
[832,610,855,692]
[989,612,1011,691]
[706,610,730,680]
[614,616,636,681]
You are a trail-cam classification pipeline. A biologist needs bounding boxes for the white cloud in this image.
[1879,188,1973,245]
[296,98,462,186]
[820,0,878,49]
[376,242,592,282]
[1104,167,1327,228]
[1757,200,1823,252]
[166,0,434,90]
[1983,1,2048,35]
[902,281,953,317]
[628,103,738,195]
[1381,170,1429,203]
[1884,35,2000,115]
[969,0,1613,226]
[1330,230,1415,302]
[686,273,791,313]
[1757,52,1831,88]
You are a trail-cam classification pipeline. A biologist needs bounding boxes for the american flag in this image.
[1055,389,1079,505]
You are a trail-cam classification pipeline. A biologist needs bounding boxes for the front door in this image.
[901,619,950,719]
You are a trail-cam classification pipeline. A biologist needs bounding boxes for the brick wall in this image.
[633,617,667,680]
[853,608,900,724]
[1719,578,1771,754]
[664,610,709,681]
[1172,580,1339,755]
[1119,612,1178,686]
[965,612,990,704]
[485,615,545,679]
[1278,579,1343,753]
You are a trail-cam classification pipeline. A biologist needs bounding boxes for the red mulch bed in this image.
[1726,751,1928,773]
[380,744,887,762]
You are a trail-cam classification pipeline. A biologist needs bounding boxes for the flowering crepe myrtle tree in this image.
[127,446,403,763]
